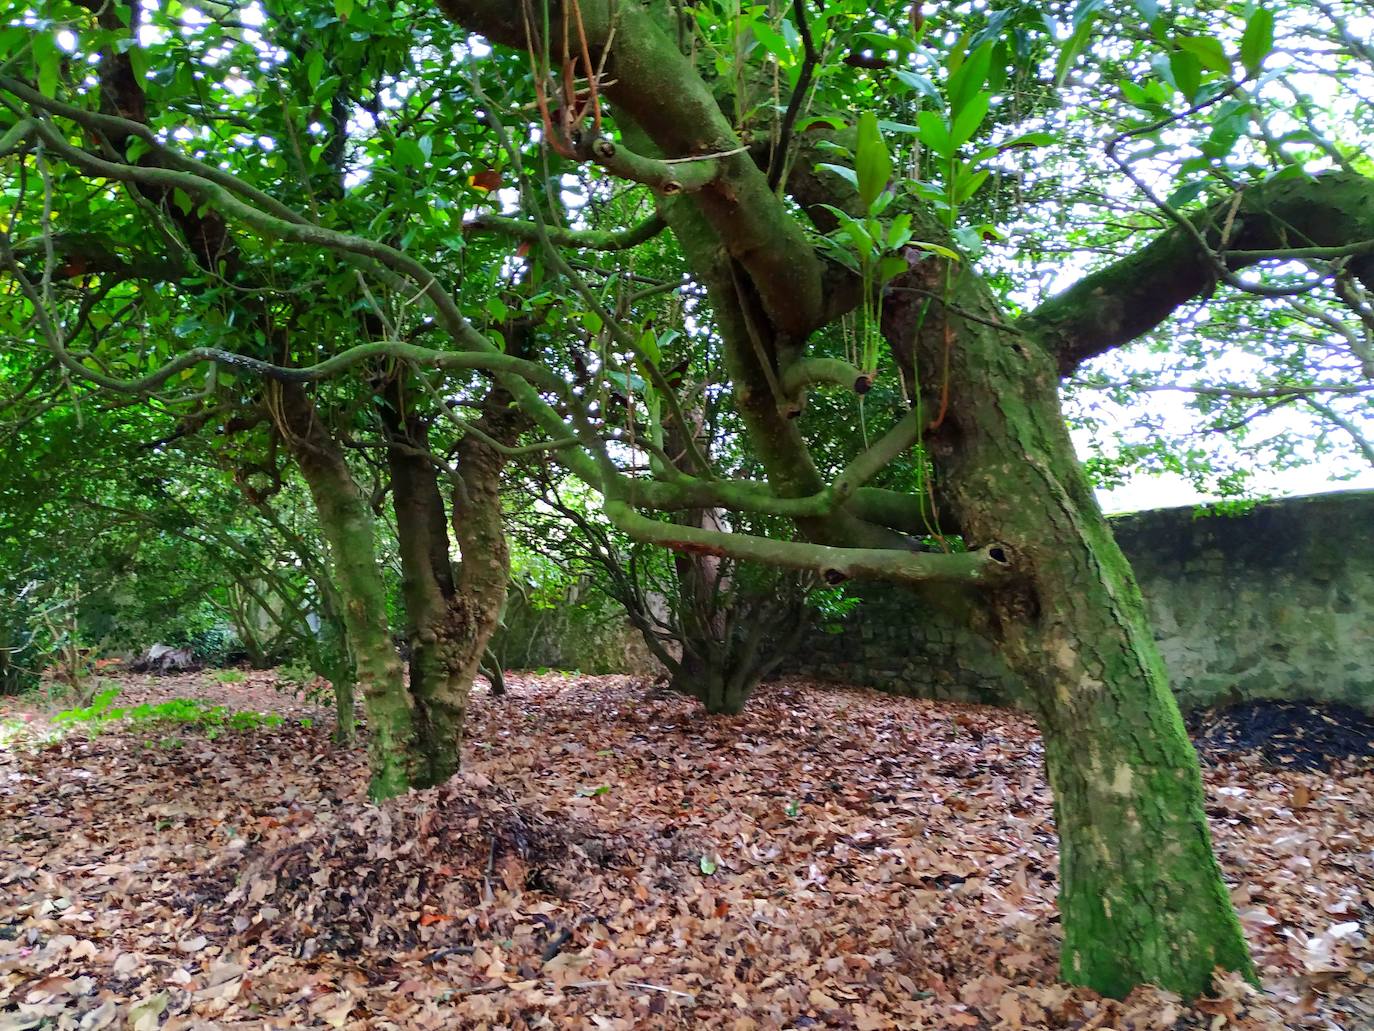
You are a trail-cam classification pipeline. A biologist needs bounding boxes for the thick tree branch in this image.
[433,0,828,339]
[604,500,1012,588]
[1022,171,1374,375]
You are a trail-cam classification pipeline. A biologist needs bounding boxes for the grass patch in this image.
[54,687,284,738]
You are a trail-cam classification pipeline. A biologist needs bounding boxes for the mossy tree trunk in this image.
[643,129,1252,996]
[379,374,521,787]
[271,381,416,799]
[884,247,1255,998]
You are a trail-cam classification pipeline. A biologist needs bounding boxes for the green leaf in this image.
[750,20,790,64]
[334,0,354,19]
[917,110,954,160]
[954,167,991,204]
[893,70,941,104]
[637,326,661,365]
[1176,35,1230,74]
[486,295,508,323]
[823,207,876,258]
[1240,8,1275,77]
[877,254,909,283]
[910,240,963,262]
[393,137,426,169]
[815,162,859,191]
[1165,179,1210,208]
[699,855,718,875]
[33,32,59,98]
[1054,4,1100,87]
[949,92,990,149]
[1133,0,1160,25]
[172,188,194,215]
[1169,50,1202,101]
[947,42,993,116]
[854,111,892,211]
[305,50,325,91]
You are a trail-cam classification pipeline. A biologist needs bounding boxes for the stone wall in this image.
[786,489,1374,710]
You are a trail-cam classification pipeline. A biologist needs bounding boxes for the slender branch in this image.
[1074,378,1374,399]
[780,356,868,397]
[585,137,720,194]
[1304,397,1374,466]
[468,211,667,250]
[766,0,820,191]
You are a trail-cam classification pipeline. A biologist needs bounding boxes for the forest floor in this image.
[1,671,1372,1030]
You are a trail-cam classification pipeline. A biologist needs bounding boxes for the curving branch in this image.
[603,500,1013,587]
[584,138,721,194]
[1023,170,1374,375]
[780,356,870,398]
[434,0,828,339]
[1303,397,1374,466]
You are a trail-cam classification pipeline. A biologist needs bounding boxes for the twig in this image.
[623,980,697,1001]
[1103,82,1328,300]
[767,0,820,190]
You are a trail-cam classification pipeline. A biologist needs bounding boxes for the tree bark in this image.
[271,381,417,799]
[380,377,521,786]
[892,248,1254,998]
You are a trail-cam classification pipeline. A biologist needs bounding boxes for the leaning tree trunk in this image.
[899,255,1254,998]
[271,382,418,799]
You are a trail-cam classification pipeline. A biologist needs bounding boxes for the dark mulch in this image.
[1188,698,1374,771]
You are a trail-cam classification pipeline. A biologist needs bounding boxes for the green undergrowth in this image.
[3,686,293,751]
[55,687,285,738]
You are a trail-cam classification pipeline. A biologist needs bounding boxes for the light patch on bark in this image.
[1109,763,1134,796]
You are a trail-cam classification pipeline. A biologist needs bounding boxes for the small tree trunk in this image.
[323,649,356,744]
[481,648,506,696]
[382,378,521,787]
[272,383,417,799]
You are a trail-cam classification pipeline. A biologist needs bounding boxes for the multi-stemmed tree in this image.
[4,0,1373,998]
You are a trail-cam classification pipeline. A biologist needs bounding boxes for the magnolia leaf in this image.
[1240,8,1275,77]
[854,111,892,212]
[947,42,993,116]
[815,162,859,191]
[950,92,991,149]
[1177,35,1231,73]
[917,110,954,160]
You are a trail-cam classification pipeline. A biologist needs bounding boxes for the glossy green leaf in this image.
[1170,50,1203,101]
[854,111,892,211]
[950,92,991,149]
[1176,35,1231,74]
[947,42,993,116]
[1240,8,1276,76]
[918,110,954,160]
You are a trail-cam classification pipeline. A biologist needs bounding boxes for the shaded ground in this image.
[1189,700,1374,773]
[2,672,1372,1029]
